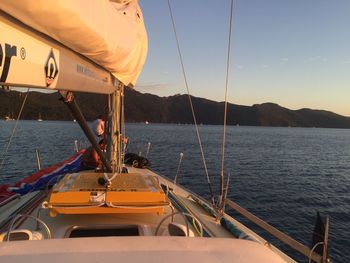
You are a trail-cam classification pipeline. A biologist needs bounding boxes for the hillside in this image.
[1,88,350,128]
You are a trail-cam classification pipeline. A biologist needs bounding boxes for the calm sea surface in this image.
[0,121,349,262]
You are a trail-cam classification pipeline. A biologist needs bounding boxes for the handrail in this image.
[6,213,51,240]
[225,199,322,263]
[0,194,20,207]
[0,191,47,232]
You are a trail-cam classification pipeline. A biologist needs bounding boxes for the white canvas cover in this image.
[0,0,148,87]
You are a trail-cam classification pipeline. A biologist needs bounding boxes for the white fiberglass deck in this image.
[0,236,287,263]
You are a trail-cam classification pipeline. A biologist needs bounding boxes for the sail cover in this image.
[0,0,148,87]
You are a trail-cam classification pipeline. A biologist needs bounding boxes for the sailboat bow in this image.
[0,1,330,263]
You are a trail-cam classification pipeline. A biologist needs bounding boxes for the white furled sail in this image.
[0,0,147,89]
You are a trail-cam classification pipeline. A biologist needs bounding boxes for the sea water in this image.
[0,121,349,262]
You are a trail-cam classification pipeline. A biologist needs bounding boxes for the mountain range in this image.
[1,88,350,128]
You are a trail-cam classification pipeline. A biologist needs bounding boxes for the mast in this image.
[106,80,124,173]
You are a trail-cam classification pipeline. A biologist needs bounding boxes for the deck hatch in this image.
[48,172,168,216]
[68,225,140,238]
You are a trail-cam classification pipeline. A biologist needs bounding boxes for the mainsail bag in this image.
[0,0,148,86]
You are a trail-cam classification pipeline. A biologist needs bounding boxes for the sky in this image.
[137,0,350,117]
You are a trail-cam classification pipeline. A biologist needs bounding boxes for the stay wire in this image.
[0,88,30,177]
[167,0,215,206]
[219,0,234,208]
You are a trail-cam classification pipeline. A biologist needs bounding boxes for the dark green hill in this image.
[1,88,350,128]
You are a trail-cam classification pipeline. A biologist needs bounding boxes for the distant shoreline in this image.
[1,89,350,129]
[2,119,350,130]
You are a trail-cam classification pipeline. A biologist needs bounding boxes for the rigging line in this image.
[0,88,30,176]
[167,0,215,206]
[219,0,234,207]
